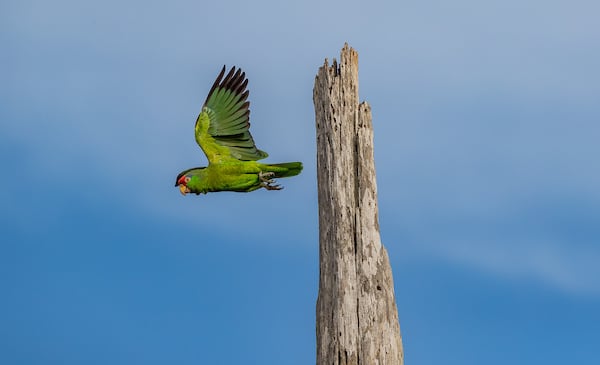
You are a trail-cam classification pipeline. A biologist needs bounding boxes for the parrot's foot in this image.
[259,171,282,191]
[259,171,274,181]
[263,183,282,190]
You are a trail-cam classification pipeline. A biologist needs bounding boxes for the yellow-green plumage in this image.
[175,66,302,195]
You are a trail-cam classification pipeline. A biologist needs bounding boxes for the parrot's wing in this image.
[194,66,268,163]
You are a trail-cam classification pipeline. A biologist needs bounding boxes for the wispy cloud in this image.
[418,238,600,295]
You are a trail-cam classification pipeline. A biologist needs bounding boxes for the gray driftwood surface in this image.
[313,44,404,365]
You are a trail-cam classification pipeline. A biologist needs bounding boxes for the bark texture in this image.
[314,44,404,365]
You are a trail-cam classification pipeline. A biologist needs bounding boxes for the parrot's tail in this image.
[263,162,303,178]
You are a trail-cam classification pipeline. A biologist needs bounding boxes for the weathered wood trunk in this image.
[314,44,404,365]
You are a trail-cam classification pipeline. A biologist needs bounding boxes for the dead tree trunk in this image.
[314,44,404,365]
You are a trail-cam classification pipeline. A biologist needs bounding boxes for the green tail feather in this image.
[263,162,303,178]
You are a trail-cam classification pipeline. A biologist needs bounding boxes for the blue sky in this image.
[2,0,599,364]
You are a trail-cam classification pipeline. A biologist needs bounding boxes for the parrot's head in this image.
[175,167,206,195]
[175,171,193,195]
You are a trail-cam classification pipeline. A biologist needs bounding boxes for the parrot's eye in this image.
[184,176,191,183]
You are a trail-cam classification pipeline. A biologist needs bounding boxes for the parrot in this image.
[175,66,303,195]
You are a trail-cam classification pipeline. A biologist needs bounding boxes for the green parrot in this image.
[175,66,303,195]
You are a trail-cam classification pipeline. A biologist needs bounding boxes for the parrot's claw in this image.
[263,183,283,191]
[259,171,274,180]
[259,171,283,191]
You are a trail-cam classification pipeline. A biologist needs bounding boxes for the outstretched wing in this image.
[194,66,268,163]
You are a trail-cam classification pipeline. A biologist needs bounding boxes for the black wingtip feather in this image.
[235,78,248,95]
[204,65,250,108]
[205,65,227,106]
[225,69,242,92]
[221,67,237,89]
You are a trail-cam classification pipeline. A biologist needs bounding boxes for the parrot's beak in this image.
[179,184,190,195]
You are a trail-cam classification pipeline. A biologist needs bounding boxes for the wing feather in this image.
[195,66,268,162]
